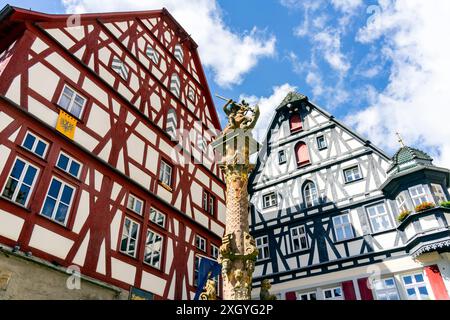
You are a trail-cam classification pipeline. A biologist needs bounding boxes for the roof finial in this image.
[396,132,405,148]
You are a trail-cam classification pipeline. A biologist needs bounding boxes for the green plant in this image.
[397,210,412,222]
[415,202,436,212]
[440,201,450,209]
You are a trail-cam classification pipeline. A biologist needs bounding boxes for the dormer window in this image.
[289,113,303,133]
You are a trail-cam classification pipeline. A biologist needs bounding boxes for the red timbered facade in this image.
[0,6,226,300]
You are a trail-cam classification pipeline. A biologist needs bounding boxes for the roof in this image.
[276,91,308,110]
[387,145,434,174]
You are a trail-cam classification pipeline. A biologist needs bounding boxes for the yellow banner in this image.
[56,110,77,140]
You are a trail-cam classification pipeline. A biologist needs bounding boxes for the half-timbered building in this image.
[250,92,450,300]
[0,5,226,300]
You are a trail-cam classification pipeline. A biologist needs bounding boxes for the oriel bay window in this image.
[409,185,431,207]
[2,157,39,207]
[41,177,75,225]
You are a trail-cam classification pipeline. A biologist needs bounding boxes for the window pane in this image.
[55,203,69,223]
[35,141,47,157]
[11,159,25,179]
[71,102,82,118]
[415,274,424,282]
[42,197,56,218]
[403,276,413,285]
[135,200,142,214]
[59,94,71,109]
[57,154,70,170]
[336,228,344,241]
[325,291,332,299]
[16,185,31,205]
[406,288,416,298]
[48,179,62,198]
[334,288,342,297]
[61,185,73,204]
[23,134,36,150]
[385,279,395,287]
[69,161,81,177]
[2,178,18,199]
[418,286,428,298]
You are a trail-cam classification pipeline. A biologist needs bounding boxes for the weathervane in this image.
[396,132,406,148]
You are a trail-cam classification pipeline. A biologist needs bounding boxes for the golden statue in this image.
[260,279,277,300]
[200,279,217,300]
[217,95,260,136]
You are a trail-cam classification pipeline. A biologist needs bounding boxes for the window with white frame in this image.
[159,160,173,188]
[366,203,393,233]
[146,45,160,64]
[111,57,129,80]
[303,181,319,207]
[278,150,286,164]
[120,217,140,257]
[298,291,317,300]
[401,273,430,300]
[291,225,309,252]
[263,192,277,209]
[323,287,343,300]
[57,85,87,119]
[203,190,215,216]
[1,158,39,207]
[256,236,269,261]
[317,135,327,150]
[344,166,362,183]
[373,278,400,300]
[409,185,432,207]
[431,184,447,204]
[195,235,206,252]
[41,177,75,225]
[56,152,82,178]
[22,131,49,158]
[127,194,143,215]
[144,229,163,269]
[150,207,166,228]
[174,44,184,63]
[396,194,409,213]
[170,73,181,98]
[333,213,354,242]
[211,244,219,259]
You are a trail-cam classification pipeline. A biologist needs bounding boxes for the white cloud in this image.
[239,84,297,142]
[314,29,350,74]
[61,0,275,87]
[331,0,363,14]
[348,0,450,167]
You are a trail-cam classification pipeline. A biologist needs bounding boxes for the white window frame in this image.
[396,193,409,213]
[373,277,400,300]
[127,194,144,215]
[144,229,163,269]
[120,217,140,258]
[22,131,49,158]
[290,225,309,252]
[56,151,82,179]
[409,184,432,207]
[256,235,270,261]
[431,183,447,204]
[401,272,431,300]
[40,176,76,226]
[323,286,344,300]
[211,244,219,259]
[159,160,173,187]
[263,192,278,209]
[1,157,39,207]
[195,235,206,252]
[111,57,129,80]
[297,291,317,300]
[344,165,362,183]
[366,202,393,233]
[317,135,327,150]
[57,84,87,119]
[333,213,354,242]
[149,207,166,228]
[303,181,319,207]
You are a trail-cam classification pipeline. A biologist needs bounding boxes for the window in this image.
[150,208,166,228]
[344,166,362,183]
[211,244,219,259]
[366,203,393,233]
[333,213,354,242]
[57,85,87,119]
[111,57,129,80]
[373,278,400,300]
[396,194,409,213]
[146,45,159,64]
[127,194,143,215]
[402,273,430,300]
[144,229,163,269]
[56,152,82,178]
[120,217,140,257]
[166,108,178,140]
[409,185,431,207]
[289,113,303,133]
[203,190,216,216]
[188,87,196,102]
[41,177,75,225]
[1,158,39,207]
[159,160,173,188]
[431,184,447,204]
[278,150,286,164]
[303,181,319,207]
[263,192,277,209]
[195,235,206,252]
[290,225,308,252]
[317,135,327,150]
[170,73,181,98]
[194,255,200,286]
[256,236,269,261]
[174,44,184,63]
[22,131,49,158]
[323,287,343,300]
[298,292,317,301]
[295,142,310,167]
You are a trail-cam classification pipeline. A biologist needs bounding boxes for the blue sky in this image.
[2,1,450,167]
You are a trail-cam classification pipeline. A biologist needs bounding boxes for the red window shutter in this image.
[357,278,374,300]
[285,291,297,300]
[295,142,310,166]
[289,113,303,132]
[342,281,357,300]
[425,265,449,300]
